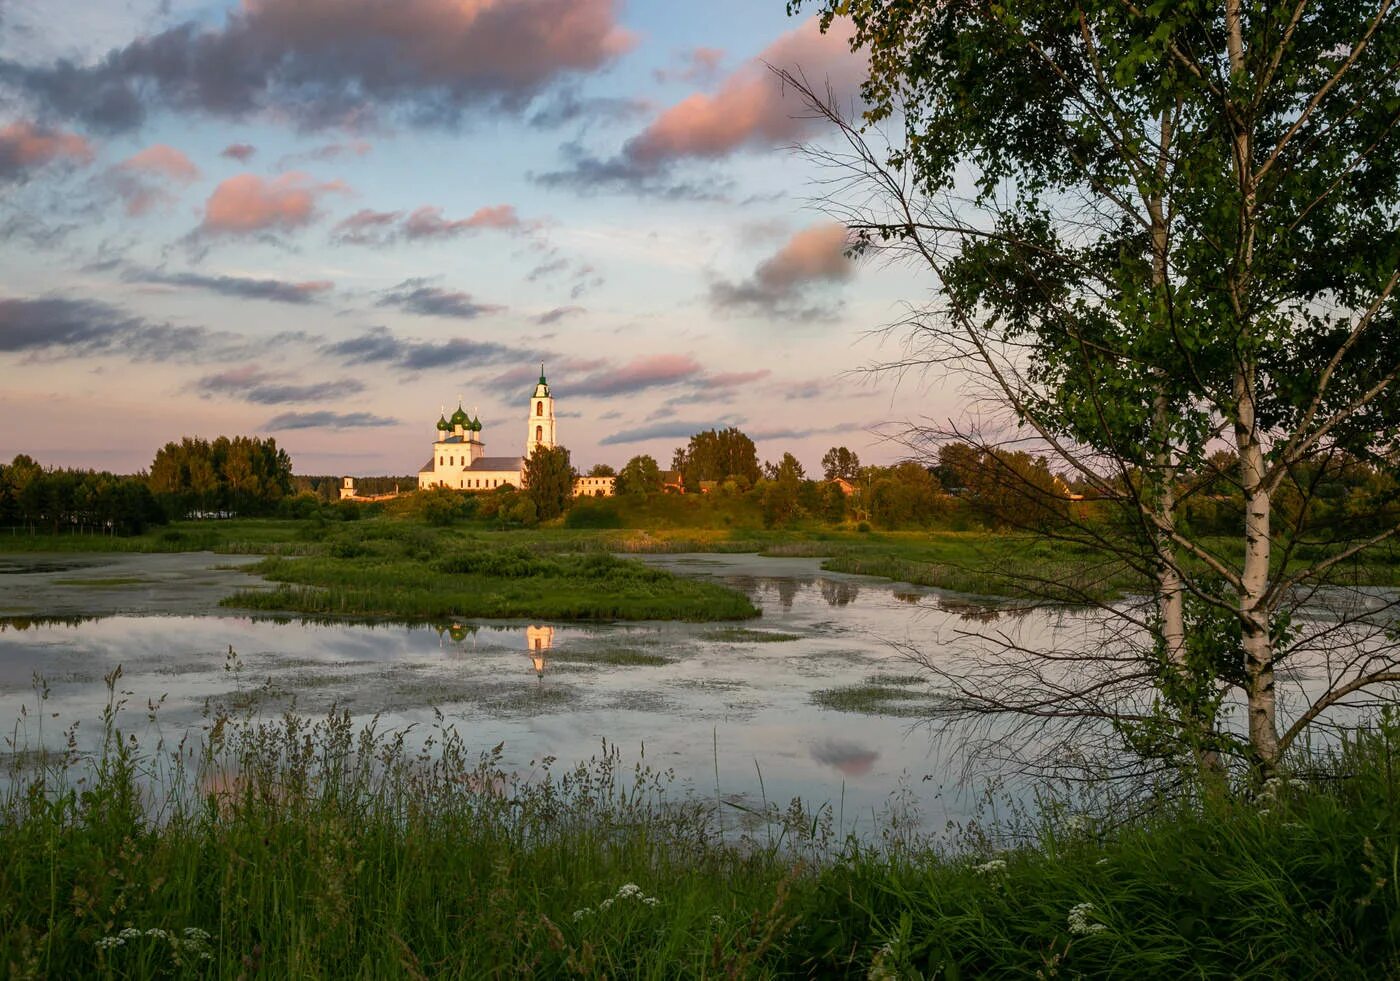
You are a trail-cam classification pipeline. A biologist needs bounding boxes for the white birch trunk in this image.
[1236,368,1281,776]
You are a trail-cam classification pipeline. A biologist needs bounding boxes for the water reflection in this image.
[0,553,1182,838]
[435,622,479,648]
[526,625,554,678]
[820,578,860,607]
[932,595,1037,623]
[811,738,880,777]
[0,615,96,631]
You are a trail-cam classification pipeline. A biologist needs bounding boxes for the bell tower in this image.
[526,364,556,456]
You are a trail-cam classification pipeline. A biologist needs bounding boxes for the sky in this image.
[0,0,959,477]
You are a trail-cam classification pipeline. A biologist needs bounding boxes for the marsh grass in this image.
[811,683,938,717]
[2,669,1399,977]
[547,648,671,667]
[701,628,803,643]
[222,538,759,622]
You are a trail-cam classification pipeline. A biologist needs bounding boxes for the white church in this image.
[417,366,615,496]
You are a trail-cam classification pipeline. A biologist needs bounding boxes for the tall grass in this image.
[0,672,833,978]
[4,668,1399,977]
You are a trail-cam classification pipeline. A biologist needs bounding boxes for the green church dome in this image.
[436,415,449,431]
[469,416,482,432]
[449,405,469,428]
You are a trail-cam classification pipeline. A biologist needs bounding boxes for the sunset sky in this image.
[0,0,956,476]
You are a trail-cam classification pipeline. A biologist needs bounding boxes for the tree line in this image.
[2,435,297,535]
[148,436,294,518]
[0,455,164,535]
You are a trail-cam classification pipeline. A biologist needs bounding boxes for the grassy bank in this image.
[5,514,1399,611]
[2,697,1398,977]
[225,549,758,622]
[217,522,758,622]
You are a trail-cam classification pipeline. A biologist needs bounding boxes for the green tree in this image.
[587,463,616,478]
[675,428,761,487]
[820,481,847,523]
[820,446,860,481]
[616,454,663,495]
[788,0,1400,780]
[869,462,943,529]
[523,445,573,521]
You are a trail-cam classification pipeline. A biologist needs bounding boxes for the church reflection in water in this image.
[525,625,554,678]
[436,622,479,649]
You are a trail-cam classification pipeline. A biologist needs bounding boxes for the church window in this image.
[536,402,543,417]
[536,425,543,442]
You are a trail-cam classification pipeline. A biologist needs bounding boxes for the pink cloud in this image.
[109,144,200,215]
[201,172,348,235]
[627,17,859,164]
[122,144,199,181]
[706,369,772,389]
[403,204,522,239]
[710,222,856,319]
[242,0,635,88]
[332,208,402,244]
[0,121,94,181]
[756,223,854,289]
[335,203,527,244]
[14,0,636,132]
[570,354,703,397]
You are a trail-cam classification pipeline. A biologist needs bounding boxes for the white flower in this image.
[1064,814,1094,835]
[95,936,125,951]
[710,914,725,926]
[615,883,644,900]
[1095,857,1110,866]
[572,908,593,922]
[1067,901,1108,936]
[973,858,1007,875]
[599,898,614,911]
[118,928,142,940]
[182,927,211,941]
[642,896,660,906]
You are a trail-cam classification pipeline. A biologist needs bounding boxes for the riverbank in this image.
[9,516,1399,613]
[3,701,1396,977]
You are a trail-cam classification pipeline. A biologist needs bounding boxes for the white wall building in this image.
[417,366,615,496]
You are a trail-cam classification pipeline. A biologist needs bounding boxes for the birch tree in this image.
[787,0,1400,782]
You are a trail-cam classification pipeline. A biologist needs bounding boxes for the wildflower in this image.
[973,858,1007,875]
[182,927,212,941]
[1067,901,1107,936]
[572,908,593,922]
[95,936,125,951]
[599,898,614,911]
[615,883,644,900]
[710,914,725,927]
[118,928,142,940]
[1064,814,1094,836]
[867,942,900,981]
[1095,857,1110,866]
[642,896,660,907]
